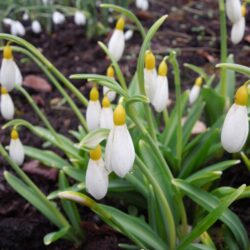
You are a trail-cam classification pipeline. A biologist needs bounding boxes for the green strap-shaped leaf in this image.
[43,227,70,245]
[184,63,208,81]
[173,179,249,250]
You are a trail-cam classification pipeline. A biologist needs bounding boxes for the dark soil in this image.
[0,0,250,249]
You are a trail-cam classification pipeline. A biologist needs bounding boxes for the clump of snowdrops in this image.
[0,2,250,249]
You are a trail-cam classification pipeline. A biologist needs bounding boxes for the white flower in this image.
[22,12,29,21]
[31,20,42,34]
[0,88,14,120]
[231,17,245,44]
[105,105,135,177]
[52,11,65,25]
[86,87,101,131]
[226,0,242,23]
[144,51,157,103]
[108,17,125,62]
[9,129,25,165]
[136,0,149,11]
[100,96,113,129]
[86,145,109,200]
[153,60,169,112]
[189,76,203,105]
[103,65,116,101]
[11,21,25,36]
[221,84,249,153]
[3,18,13,26]
[0,45,23,91]
[74,11,86,26]
[124,29,134,41]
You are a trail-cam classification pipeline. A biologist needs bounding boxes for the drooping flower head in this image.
[144,50,157,103]
[31,20,42,34]
[86,86,101,131]
[108,17,125,62]
[221,83,249,153]
[100,96,113,129]
[103,65,116,101]
[0,87,14,120]
[0,44,23,91]
[153,59,169,112]
[189,76,203,105]
[105,104,135,177]
[86,145,109,200]
[9,129,25,165]
[74,11,86,26]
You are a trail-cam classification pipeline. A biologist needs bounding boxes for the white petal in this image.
[136,0,149,10]
[153,76,169,112]
[144,68,157,103]
[85,159,109,200]
[22,12,29,21]
[231,17,245,44]
[103,86,116,101]
[108,29,125,62]
[3,18,13,26]
[32,20,42,34]
[189,85,200,105]
[221,104,249,153]
[105,127,114,173]
[53,11,65,25]
[14,62,23,86]
[0,59,16,91]
[107,125,135,177]
[100,107,113,129]
[124,30,134,41]
[86,101,101,131]
[9,138,25,165]
[15,21,26,36]
[74,11,86,25]
[0,93,14,120]
[226,0,242,23]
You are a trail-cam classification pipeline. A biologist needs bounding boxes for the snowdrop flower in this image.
[11,21,26,36]
[105,104,135,177]
[9,129,25,165]
[103,65,116,101]
[0,87,14,120]
[3,18,13,26]
[226,0,246,44]
[100,96,113,129]
[108,17,125,62]
[221,84,249,153]
[86,145,109,200]
[86,87,101,131]
[152,60,169,112]
[136,0,149,11]
[124,29,134,41]
[0,45,23,91]
[144,50,157,103]
[52,11,65,25]
[74,11,86,26]
[22,12,29,21]
[31,20,42,34]
[189,76,203,105]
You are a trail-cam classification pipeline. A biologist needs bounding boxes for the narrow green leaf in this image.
[216,63,250,77]
[43,227,70,245]
[184,63,208,81]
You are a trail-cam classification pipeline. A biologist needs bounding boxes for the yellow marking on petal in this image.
[158,60,168,76]
[145,51,155,70]
[235,84,248,106]
[114,104,126,125]
[1,87,8,95]
[242,4,247,17]
[107,65,115,77]
[195,76,203,87]
[3,45,13,59]
[90,87,99,101]
[102,96,111,107]
[11,129,19,140]
[115,17,125,30]
[89,145,102,161]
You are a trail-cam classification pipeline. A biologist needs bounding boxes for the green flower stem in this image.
[219,0,228,99]
[169,51,182,170]
[0,143,70,229]
[8,46,88,132]
[0,34,88,106]
[163,109,169,127]
[135,156,176,250]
